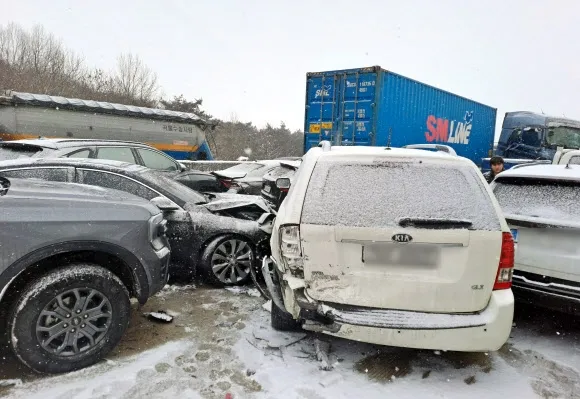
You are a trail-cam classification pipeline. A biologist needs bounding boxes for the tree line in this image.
[0,22,304,160]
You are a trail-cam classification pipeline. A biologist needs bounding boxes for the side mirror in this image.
[276,178,291,190]
[178,162,187,172]
[150,196,180,211]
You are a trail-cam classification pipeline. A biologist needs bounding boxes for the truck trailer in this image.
[0,90,214,160]
[304,66,496,164]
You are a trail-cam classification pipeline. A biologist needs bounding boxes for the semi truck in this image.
[481,111,580,172]
[0,90,214,160]
[303,66,496,164]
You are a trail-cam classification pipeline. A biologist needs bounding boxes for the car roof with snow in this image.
[5,177,154,205]
[0,138,155,150]
[311,145,470,163]
[496,164,580,182]
[0,157,145,171]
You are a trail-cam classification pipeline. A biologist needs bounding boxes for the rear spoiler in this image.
[402,144,457,156]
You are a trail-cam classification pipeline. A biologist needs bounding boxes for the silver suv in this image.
[0,176,170,373]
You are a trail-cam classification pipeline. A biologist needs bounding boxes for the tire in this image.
[200,235,254,287]
[8,264,131,374]
[271,300,302,331]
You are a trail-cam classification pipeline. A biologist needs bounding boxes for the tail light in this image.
[279,225,304,277]
[220,179,233,189]
[494,232,514,290]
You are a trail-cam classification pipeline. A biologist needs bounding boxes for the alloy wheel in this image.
[211,239,253,284]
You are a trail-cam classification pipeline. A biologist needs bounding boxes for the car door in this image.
[134,148,180,173]
[75,168,195,271]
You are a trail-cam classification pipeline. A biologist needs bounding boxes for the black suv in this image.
[0,177,170,373]
[261,160,301,211]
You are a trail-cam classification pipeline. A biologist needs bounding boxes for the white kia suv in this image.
[262,143,514,352]
[491,163,580,315]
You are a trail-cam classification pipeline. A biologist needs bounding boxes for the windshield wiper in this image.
[398,218,473,229]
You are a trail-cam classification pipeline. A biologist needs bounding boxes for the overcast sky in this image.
[3,0,579,135]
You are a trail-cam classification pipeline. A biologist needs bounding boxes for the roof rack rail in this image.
[402,144,457,156]
[510,160,551,170]
[318,141,331,152]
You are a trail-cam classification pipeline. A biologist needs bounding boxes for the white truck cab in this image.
[263,143,514,352]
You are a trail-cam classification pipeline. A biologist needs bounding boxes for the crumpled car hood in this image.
[203,193,271,213]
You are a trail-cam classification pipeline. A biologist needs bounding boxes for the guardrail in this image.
[180,160,254,172]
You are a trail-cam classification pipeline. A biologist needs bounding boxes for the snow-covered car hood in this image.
[203,193,271,213]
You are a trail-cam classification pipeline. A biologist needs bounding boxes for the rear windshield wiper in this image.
[398,218,473,229]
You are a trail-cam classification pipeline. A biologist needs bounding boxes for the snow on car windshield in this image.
[494,180,580,223]
[266,165,295,179]
[302,159,500,230]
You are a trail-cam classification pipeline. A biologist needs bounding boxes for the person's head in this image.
[490,156,504,175]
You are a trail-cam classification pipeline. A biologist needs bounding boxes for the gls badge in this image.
[392,234,413,243]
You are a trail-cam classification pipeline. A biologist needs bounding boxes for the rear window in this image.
[0,145,51,160]
[222,163,264,174]
[494,179,580,223]
[302,159,500,230]
[265,165,295,180]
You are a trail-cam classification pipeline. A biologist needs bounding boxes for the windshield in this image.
[302,159,500,230]
[0,145,52,160]
[265,164,296,180]
[494,179,580,224]
[141,169,208,204]
[546,126,580,149]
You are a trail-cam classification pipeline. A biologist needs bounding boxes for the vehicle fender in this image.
[0,240,151,304]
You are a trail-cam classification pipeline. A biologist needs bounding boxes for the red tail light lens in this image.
[494,232,514,290]
[220,180,233,189]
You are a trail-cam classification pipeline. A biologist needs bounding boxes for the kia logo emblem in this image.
[392,234,413,243]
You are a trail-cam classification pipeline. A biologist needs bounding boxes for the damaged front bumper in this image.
[261,257,514,352]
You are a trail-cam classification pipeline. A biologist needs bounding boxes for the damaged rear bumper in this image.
[262,257,514,352]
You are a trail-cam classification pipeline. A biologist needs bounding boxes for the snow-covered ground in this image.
[1,285,579,399]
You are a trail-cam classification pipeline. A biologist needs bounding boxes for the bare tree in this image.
[114,53,159,105]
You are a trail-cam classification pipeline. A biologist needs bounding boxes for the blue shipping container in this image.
[304,66,497,164]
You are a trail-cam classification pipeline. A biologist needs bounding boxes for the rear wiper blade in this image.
[398,218,473,229]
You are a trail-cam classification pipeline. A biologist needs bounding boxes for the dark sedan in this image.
[212,161,280,195]
[0,158,274,286]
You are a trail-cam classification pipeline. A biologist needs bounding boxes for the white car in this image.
[491,164,580,314]
[262,143,514,352]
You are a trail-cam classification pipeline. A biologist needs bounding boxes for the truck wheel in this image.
[200,236,253,287]
[271,301,301,331]
[8,264,131,374]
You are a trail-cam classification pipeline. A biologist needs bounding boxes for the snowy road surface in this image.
[1,285,579,399]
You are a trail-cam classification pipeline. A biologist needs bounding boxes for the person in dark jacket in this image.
[484,156,505,183]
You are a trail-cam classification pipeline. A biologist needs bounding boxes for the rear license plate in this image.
[511,229,519,243]
[364,244,440,267]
